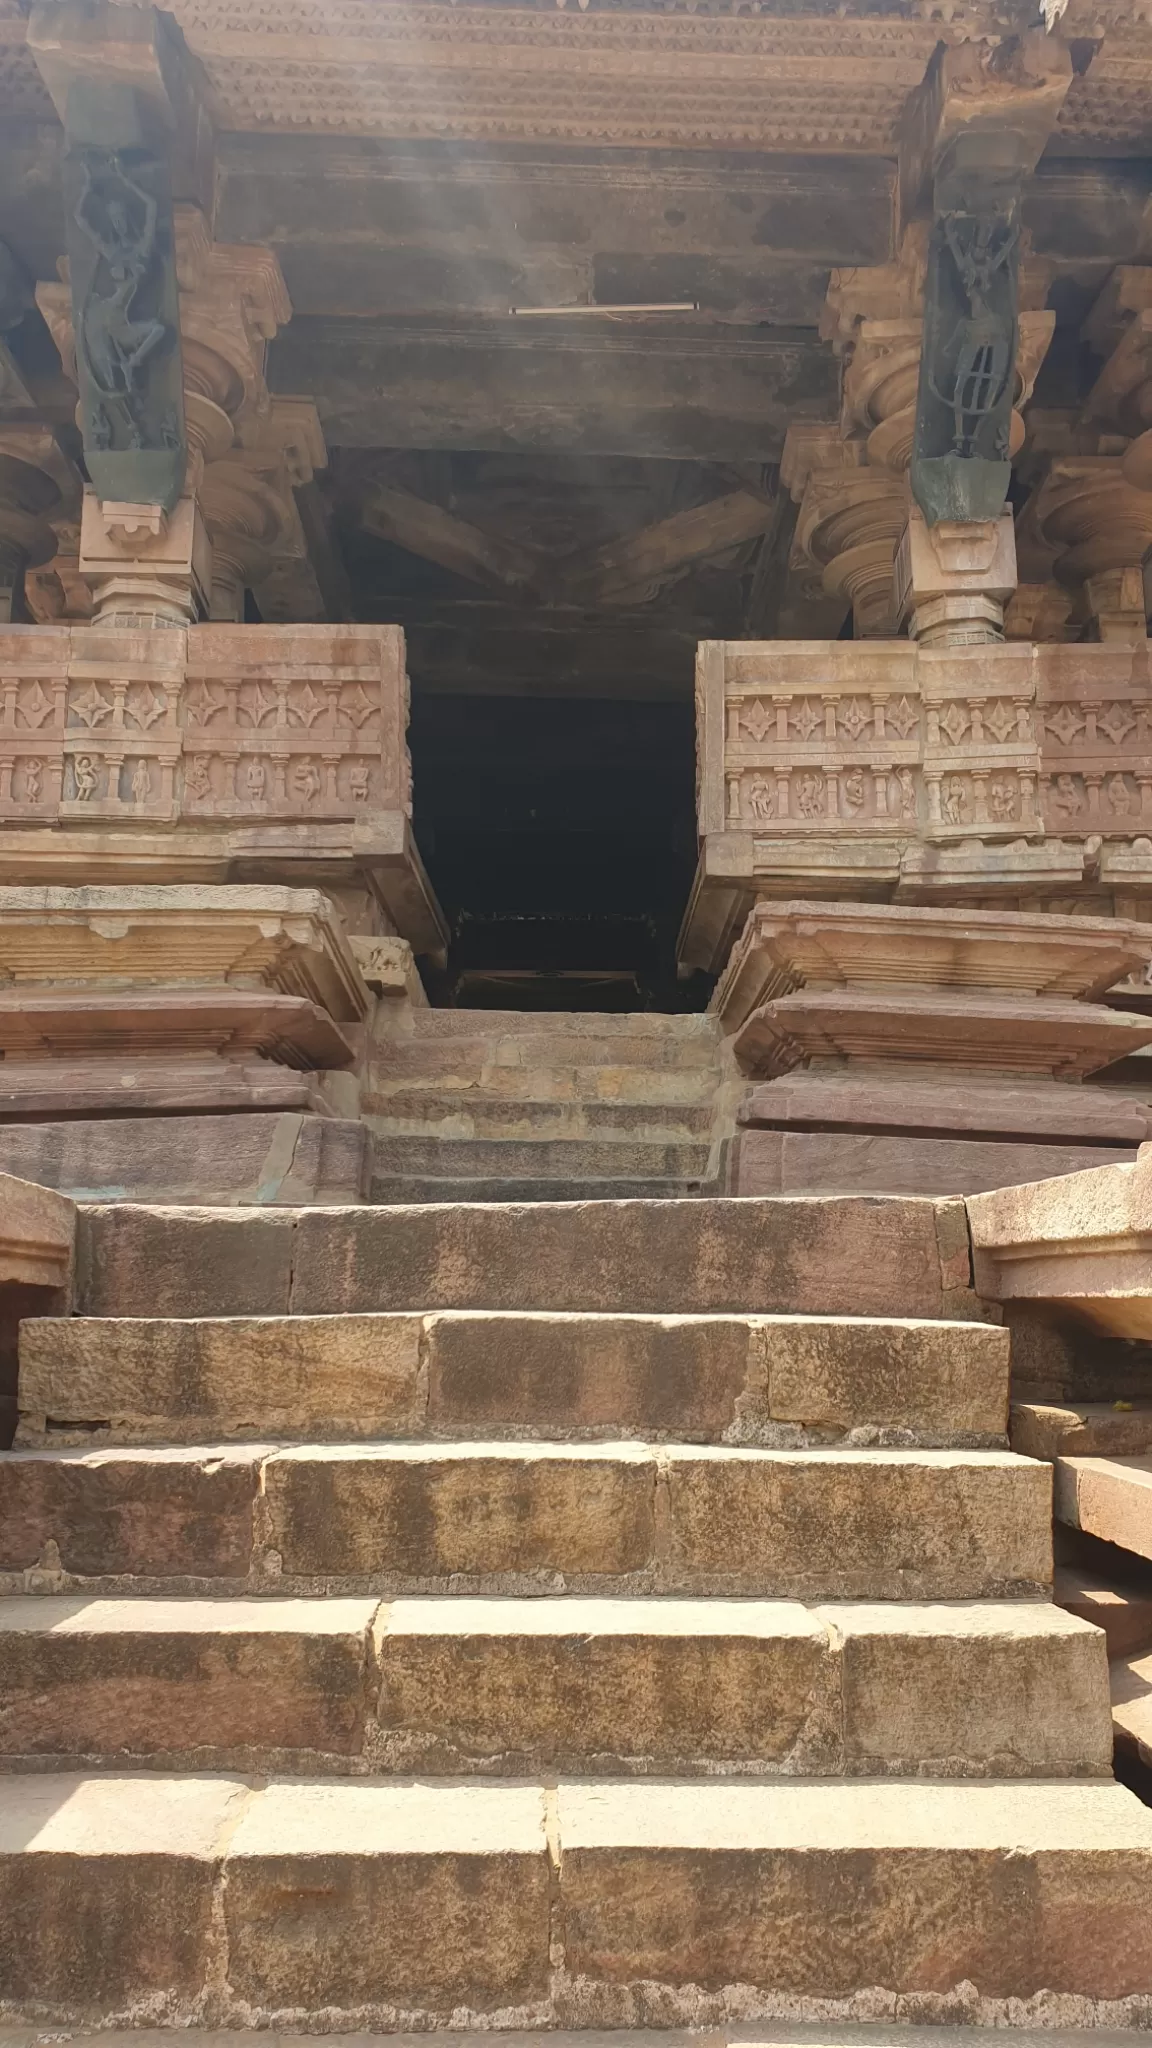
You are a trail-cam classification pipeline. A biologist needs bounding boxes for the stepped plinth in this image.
[0,885,373,1203]
[714,901,1152,1197]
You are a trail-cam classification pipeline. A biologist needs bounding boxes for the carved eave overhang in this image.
[5,3,1152,152]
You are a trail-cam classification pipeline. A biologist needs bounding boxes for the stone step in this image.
[370,1174,713,1205]
[365,1064,724,1107]
[370,1137,715,1181]
[18,1310,1009,1446]
[73,1195,978,1320]
[374,1029,725,1073]
[0,1443,1050,1598]
[1055,1555,1152,1660]
[2,1773,1150,2025]
[0,1595,1109,1778]
[0,2030,1145,2048]
[393,1008,721,1041]
[365,1095,717,1140]
[1013,1400,1152,1463]
[1055,1453,1152,1563]
[1112,1643,1152,1771]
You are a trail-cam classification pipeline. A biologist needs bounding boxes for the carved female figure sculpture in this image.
[74,151,171,451]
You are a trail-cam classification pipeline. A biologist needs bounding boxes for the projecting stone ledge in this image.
[0,885,375,1202]
[712,902,1152,1199]
[969,1144,1152,1339]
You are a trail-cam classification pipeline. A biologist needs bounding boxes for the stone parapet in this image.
[683,636,1152,974]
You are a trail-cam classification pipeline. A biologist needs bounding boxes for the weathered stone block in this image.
[289,1196,977,1320]
[661,1447,1050,1599]
[19,1314,426,1442]
[424,1311,751,1440]
[555,1779,1152,2006]
[262,1442,657,1583]
[0,1446,261,1580]
[822,1599,1113,1775]
[0,1773,247,2015]
[223,1781,551,2020]
[373,1597,836,1774]
[0,1111,370,1207]
[1055,1454,1152,1561]
[75,1205,296,1317]
[0,1596,378,1764]
[763,1314,1007,1439]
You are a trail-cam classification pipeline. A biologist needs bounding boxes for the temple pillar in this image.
[28,1,194,623]
[889,30,1072,645]
[29,2,331,628]
[787,36,1063,647]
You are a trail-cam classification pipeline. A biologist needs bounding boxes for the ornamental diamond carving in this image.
[837,698,871,741]
[984,700,1017,744]
[290,683,325,728]
[887,697,918,740]
[242,684,278,728]
[127,685,166,730]
[1099,702,1137,746]
[18,681,52,729]
[791,701,823,741]
[939,703,970,745]
[739,699,773,744]
[71,683,112,728]
[186,685,226,728]
[1044,705,1087,747]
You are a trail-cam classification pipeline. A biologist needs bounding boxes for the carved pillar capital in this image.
[0,323,81,621]
[1034,455,1152,643]
[895,504,1017,647]
[791,465,910,639]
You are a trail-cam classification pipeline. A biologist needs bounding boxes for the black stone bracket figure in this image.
[911,138,1022,528]
[63,129,186,511]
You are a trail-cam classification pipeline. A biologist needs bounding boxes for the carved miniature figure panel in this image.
[0,623,410,827]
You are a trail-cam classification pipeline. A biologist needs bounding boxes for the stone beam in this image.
[560,490,775,609]
[898,31,1075,238]
[268,319,836,464]
[362,482,543,596]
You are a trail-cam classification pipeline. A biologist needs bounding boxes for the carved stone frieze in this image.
[0,620,405,825]
[681,634,1152,972]
[0,620,444,953]
[148,2,942,151]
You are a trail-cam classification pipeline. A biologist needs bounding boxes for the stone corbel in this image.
[23,520,94,625]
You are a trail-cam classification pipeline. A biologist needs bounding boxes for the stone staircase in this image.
[363,1007,732,1201]
[3,1192,1152,2028]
